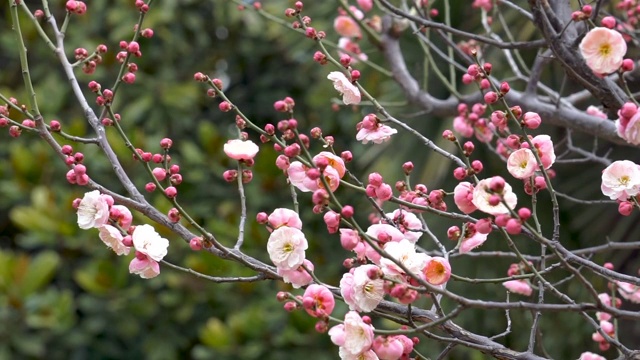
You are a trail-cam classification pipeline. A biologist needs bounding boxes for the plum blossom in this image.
[327,71,361,105]
[579,27,627,75]
[338,37,368,63]
[98,225,131,256]
[423,257,451,285]
[587,106,608,119]
[111,205,132,231]
[365,223,405,243]
[453,182,477,214]
[385,209,422,243]
[267,226,308,270]
[302,284,335,318]
[579,352,607,360]
[314,151,346,178]
[380,239,429,280]
[129,256,161,279]
[372,336,404,360]
[132,224,169,262]
[268,208,303,230]
[459,231,489,253]
[287,161,342,192]
[507,148,537,179]
[601,160,640,200]
[472,178,518,215]
[329,311,375,358]
[502,280,533,296]
[530,135,556,169]
[278,259,314,288]
[223,139,259,161]
[76,190,110,229]
[334,16,362,38]
[616,110,640,145]
[616,281,640,303]
[356,124,397,144]
[340,264,384,312]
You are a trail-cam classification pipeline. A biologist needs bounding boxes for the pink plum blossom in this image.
[338,37,368,63]
[267,226,308,270]
[223,139,259,161]
[601,160,640,200]
[453,182,477,214]
[579,27,627,75]
[357,0,373,12]
[385,209,422,243]
[278,259,314,288]
[314,151,346,178]
[423,257,451,285]
[472,178,518,215]
[287,161,319,192]
[356,124,398,144]
[459,231,489,253]
[531,135,556,169]
[129,256,161,279]
[380,239,429,280]
[268,208,303,230]
[507,148,537,179]
[302,284,335,317]
[616,110,640,145]
[111,204,132,230]
[329,311,375,357]
[372,336,404,360]
[76,190,110,229]
[340,264,384,312]
[579,352,607,360]
[365,224,405,243]
[502,280,533,296]
[327,71,361,105]
[98,225,131,256]
[132,224,169,262]
[333,16,362,38]
[587,106,608,119]
[616,281,640,303]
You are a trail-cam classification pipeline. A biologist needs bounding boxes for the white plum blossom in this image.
[472,178,518,215]
[356,124,397,144]
[129,257,160,279]
[340,264,384,312]
[507,148,537,179]
[601,160,640,201]
[223,139,259,161]
[365,223,405,243]
[327,71,361,105]
[330,311,375,357]
[132,224,169,262]
[77,190,110,230]
[385,209,423,243]
[98,225,131,256]
[267,226,308,270]
[380,239,428,280]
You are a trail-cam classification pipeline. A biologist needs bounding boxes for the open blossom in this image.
[423,257,451,285]
[385,209,422,243]
[380,239,429,280]
[507,148,537,179]
[77,190,110,229]
[502,280,533,296]
[98,225,131,256]
[334,15,362,38]
[329,311,375,357]
[365,223,405,243]
[459,231,488,253]
[341,264,385,312]
[268,208,303,230]
[616,110,640,145]
[314,151,346,178]
[453,182,477,214]
[531,135,556,169]
[327,71,361,105]
[601,160,640,200]
[579,352,607,360]
[287,161,341,192]
[616,281,640,303]
[356,124,397,144]
[278,259,314,288]
[579,27,627,75]
[267,226,308,270]
[223,139,259,161]
[132,224,169,262]
[302,284,335,318]
[472,178,518,215]
[129,256,160,279]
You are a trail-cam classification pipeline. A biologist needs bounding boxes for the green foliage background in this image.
[0,1,638,359]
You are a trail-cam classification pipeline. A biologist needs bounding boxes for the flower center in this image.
[619,175,630,186]
[599,44,612,56]
[283,242,293,253]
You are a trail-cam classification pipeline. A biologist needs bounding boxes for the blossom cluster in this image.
[75,190,169,278]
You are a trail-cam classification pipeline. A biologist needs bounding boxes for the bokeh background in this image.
[1,1,639,359]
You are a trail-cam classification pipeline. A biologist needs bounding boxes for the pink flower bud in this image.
[165,186,177,198]
[489,176,506,192]
[471,160,483,173]
[189,237,202,251]
[518,207,532,221]
[618,201,633,216]
[476,218,493,234]
[145,182,156,192]
[499,81,510,93]
[168,208,180,223]
[152,167,167,181]
[484,91,498,104]
[479,79,490,89]
[218,101,233,112]
[506,219,522,234]
[447,226,460,240]
[601,16,616,29]
[453,167,467,180]
[341,205,354,218]
[122,72,136,84]
[223,170,237,182]
[523,112,542,129]
[621,58,635,72]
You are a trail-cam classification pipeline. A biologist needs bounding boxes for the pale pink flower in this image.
[338,37,368,63]
[472,0,493,12]
[302,284,335,317]
[268,208,303,230]
[327,71,361,105]
[502,280,533,296]
[318,165,342,192]
[365,224,405,243]
[531,135,556,169]
[278,259,313,288]
[423,257,451,285]
[380,239,429,280]
[356,124,398,144]
[357,0,373,12]
[132,224,169,262]
[340,228,361,251]
[601,160,640,200]
[339,348,379,360]
[385,209,422,243]
[579,27,627,75]
[616,110,640,145]
[111,205,132,231]
[474,121,495,143]
[472,178,518,215]
[507,148,537,179]
[129,256,160,279]
[372,336,403,360]
[98,225,131,256]
[341,311,375,356]
[579,352,607,360]
[453,182,477,214]
[453,116,474,138]
[77,190,110,229]
[341,264,384,312]
[314,151,346,178]
[616,281,640,303]
[459,231,489,253]
[267,226,308,270]
[334,16,362,38]
[587,106,608,119]
[287,161,318,192]
[223,139,259,161]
